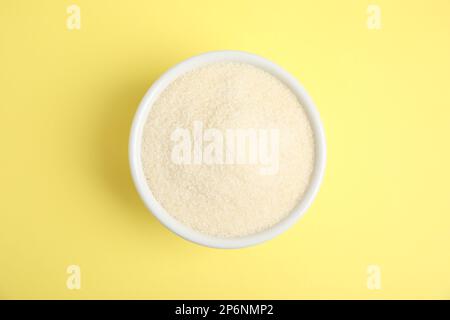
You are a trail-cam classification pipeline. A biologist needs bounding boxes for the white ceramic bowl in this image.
[129,50,326,249]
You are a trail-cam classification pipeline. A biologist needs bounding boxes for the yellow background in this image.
[1,0,449,299]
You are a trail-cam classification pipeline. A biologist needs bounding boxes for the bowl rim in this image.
[129,50,326,249]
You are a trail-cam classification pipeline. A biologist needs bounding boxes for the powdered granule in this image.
[141,62,314,238]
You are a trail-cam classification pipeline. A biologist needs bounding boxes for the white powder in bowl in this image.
[141,62,314,238]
